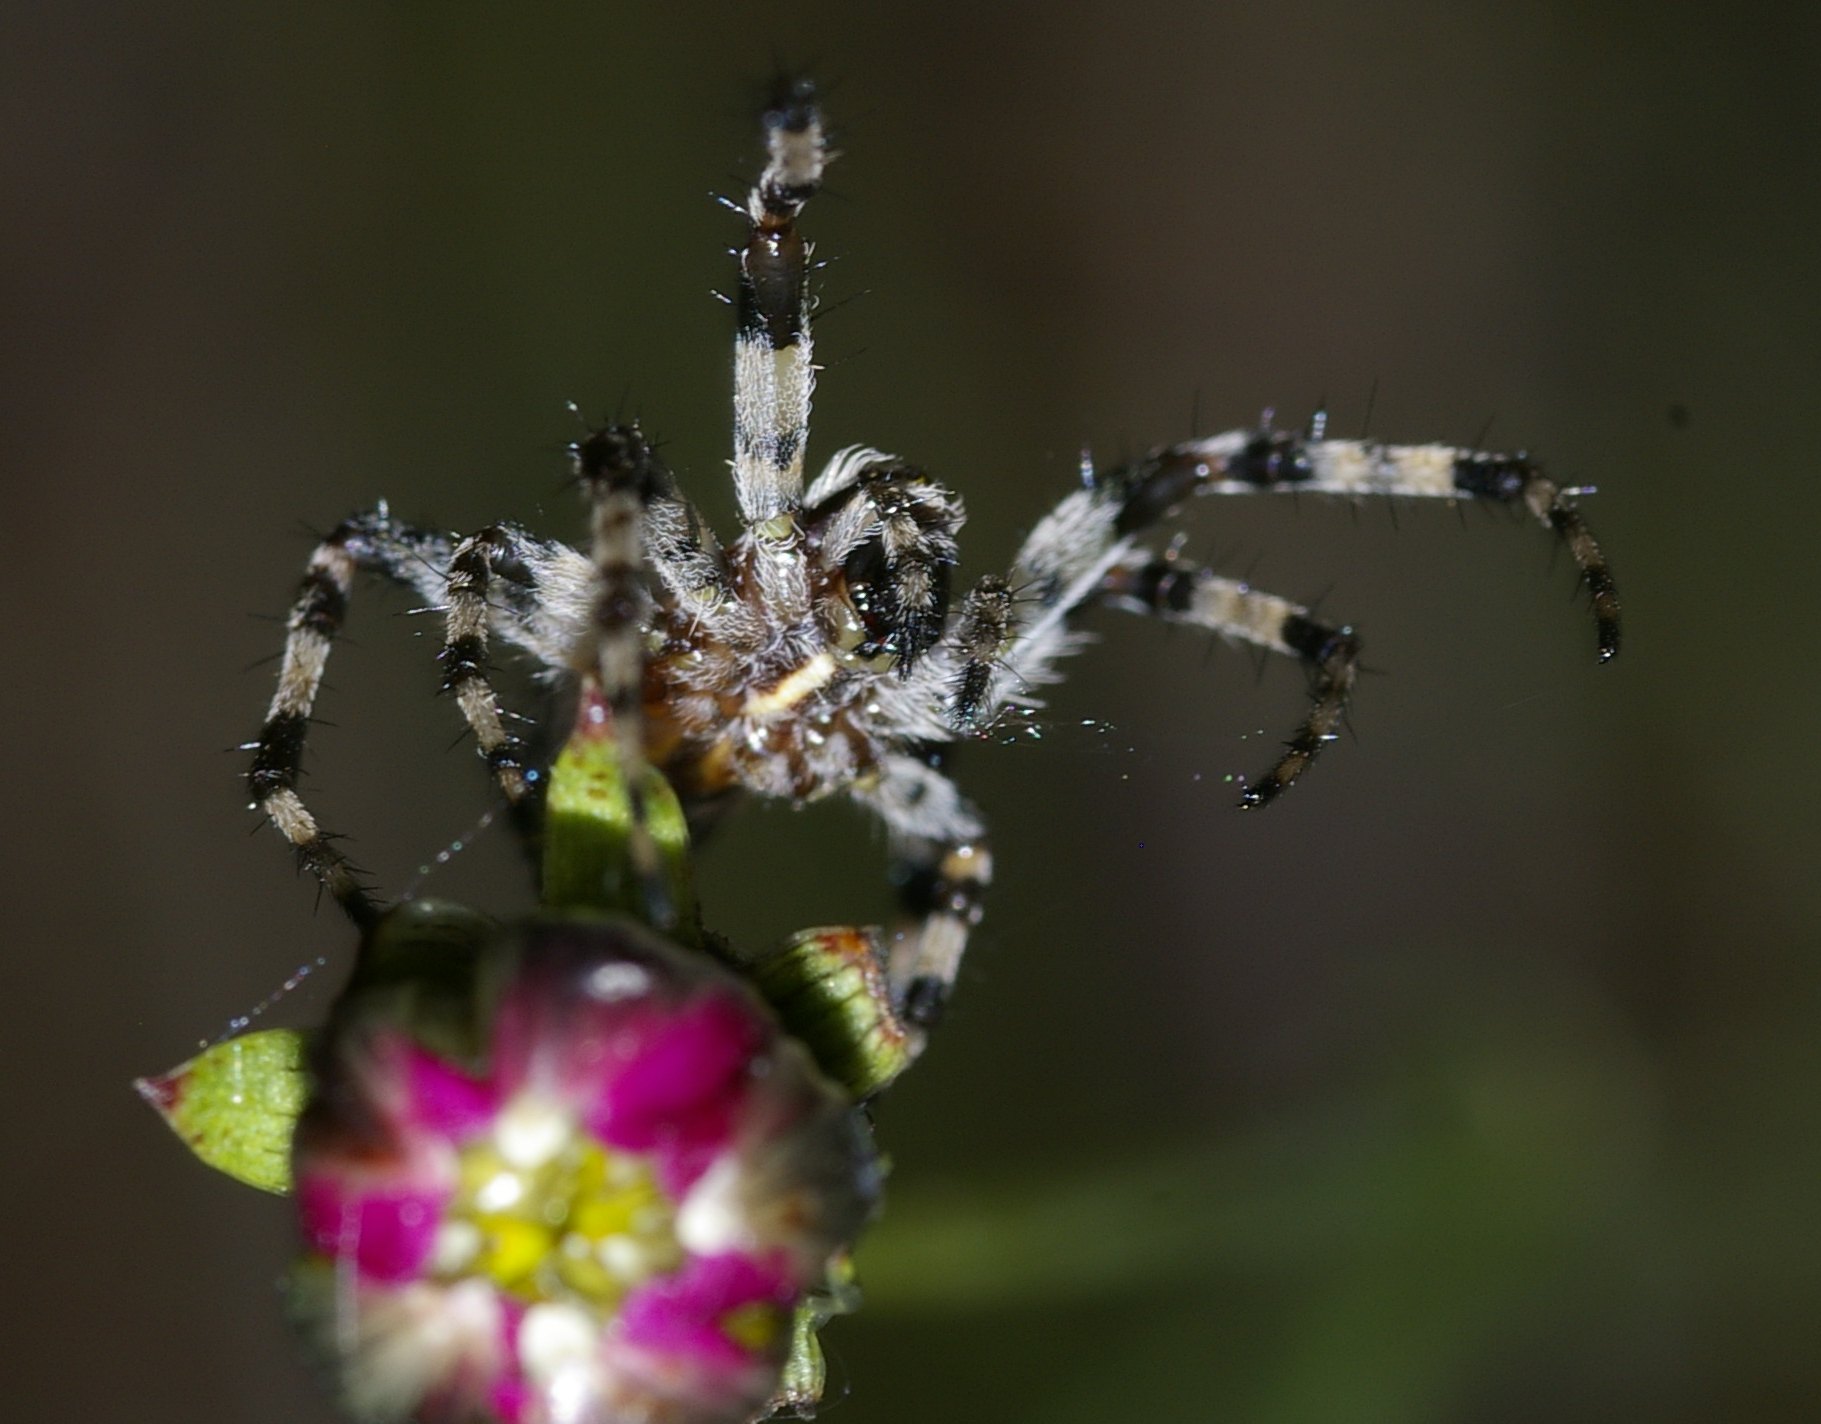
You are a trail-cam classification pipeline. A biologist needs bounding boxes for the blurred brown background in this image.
[5,2,1816,1420]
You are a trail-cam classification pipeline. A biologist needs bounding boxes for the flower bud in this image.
[292,912,877,1424]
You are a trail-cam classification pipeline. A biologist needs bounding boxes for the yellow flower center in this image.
[432,1095,681,1309]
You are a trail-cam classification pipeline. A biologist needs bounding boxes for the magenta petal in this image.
[651,1135,724,1202]
[618,1252,794,1373]
[486,1374,533,1424]
[297,1174,446,1283]
[402,1044,497,1141]
[592,991,761,1155]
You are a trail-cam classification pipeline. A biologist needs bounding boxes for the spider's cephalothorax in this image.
[249,78,1620,1062]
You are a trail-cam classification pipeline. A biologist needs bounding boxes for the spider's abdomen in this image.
[645,650,884,810]
[641,565,890,814]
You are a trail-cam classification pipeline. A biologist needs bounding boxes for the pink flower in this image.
[291,916,876,1424]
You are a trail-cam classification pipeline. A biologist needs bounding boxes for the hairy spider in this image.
[249,79,1620,1063]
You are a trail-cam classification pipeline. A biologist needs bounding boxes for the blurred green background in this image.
[5,2,1816,1420]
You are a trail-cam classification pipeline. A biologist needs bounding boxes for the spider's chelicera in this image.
[248,78,1621,1065]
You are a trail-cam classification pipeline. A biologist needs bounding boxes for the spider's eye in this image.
[838,538,950,672]
[843,539,892,635]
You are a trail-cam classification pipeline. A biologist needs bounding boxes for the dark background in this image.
[6,3,1817,1420]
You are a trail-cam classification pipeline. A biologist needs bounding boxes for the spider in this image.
[248,77,1620,1064]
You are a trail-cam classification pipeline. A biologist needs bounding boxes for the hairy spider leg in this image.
[947,574,1016,731]
[570,423,680,927]
[800,451,966,672]
[429,520,618,835]
[1110,430,1620,659]
[935,426,1619,808]
[730,77,828,625]
[248,510,455,927]
[253,510,608,924]
[1096,553,1361,807]
[440,526,545,810]
[854,754,992,1044]
[776,454,993,1040]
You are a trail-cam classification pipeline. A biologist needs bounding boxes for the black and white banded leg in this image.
[801,449,966,673]
[729,77,828,621]
[1108,430,1621,660]
[953,425,1618,800]
[441,526,550,816]
[1098,552,1362,807]
[858,754,992,1050]
[571,423,676,928]
[247,510,454,928]
[888,837,994,1044]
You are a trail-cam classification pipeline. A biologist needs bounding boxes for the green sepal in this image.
[541,687,698,941]
[753,929,913,1099]
[135,899,504,1197]
[135,1028,307,1195]
[769,1252,862,1418]
[342,897,501,1064]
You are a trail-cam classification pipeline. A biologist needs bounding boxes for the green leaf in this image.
[541,684,697,938]
[135,1028,307,1195]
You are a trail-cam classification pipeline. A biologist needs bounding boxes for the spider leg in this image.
[951,473,1149,728]
[641,469,734,626]
[440,524,556,816]
[948,574,1015,731]
[729,76,828,622]
[1107,428,1621,660]
[1098,552,1361,808]
[247,509,454,928]
[571,423,678,929]
[803,449,965,674]
[946,421,1615,775]
[891,837,994,1041]
[854,754,991,1051]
